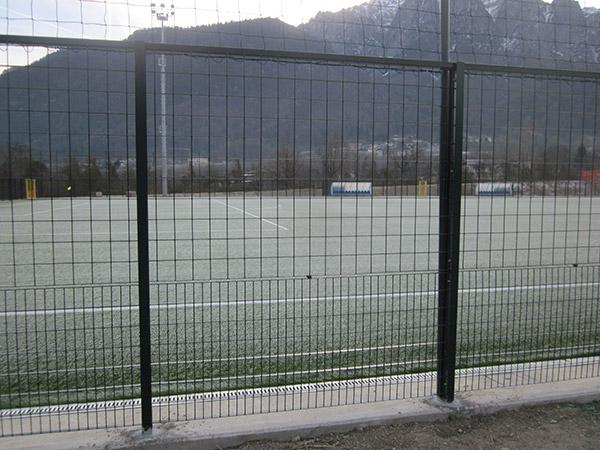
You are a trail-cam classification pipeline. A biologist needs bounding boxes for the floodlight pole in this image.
[441,0,449,63]
[151,3,174,197]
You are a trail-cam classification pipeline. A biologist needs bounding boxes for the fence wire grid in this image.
[0,0,600,438]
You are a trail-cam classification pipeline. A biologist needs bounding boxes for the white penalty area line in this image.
[3,229,254,238]
[214,199,288,231]
[1,201,91,218]
[1,281,598,318]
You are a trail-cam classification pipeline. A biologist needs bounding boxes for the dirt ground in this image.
[237,401,600,450]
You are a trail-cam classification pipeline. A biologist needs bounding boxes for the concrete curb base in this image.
[3,377,599,449]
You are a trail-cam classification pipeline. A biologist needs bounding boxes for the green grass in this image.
[0,196,599,409]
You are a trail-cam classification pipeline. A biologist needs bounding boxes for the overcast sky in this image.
[2,0,600,41]
[1,0,367,40]
[1,0,599,70]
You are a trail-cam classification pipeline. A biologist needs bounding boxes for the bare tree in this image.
[263,146,305,191]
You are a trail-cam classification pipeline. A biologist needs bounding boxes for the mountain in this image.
[302,0,600,66]
[128,17,325,53]
[1,0,599,168]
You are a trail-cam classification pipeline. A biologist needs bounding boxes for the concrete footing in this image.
[2,373,599,449]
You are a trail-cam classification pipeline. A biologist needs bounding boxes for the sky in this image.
[2,0,599,41]
[0,0,368,40]
[1,0,600,70]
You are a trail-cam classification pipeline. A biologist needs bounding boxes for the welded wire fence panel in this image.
[461,70,600,271]
[145,50,443,418]
[0,285,141,435]
[457,265,600,392]
[0,44,137,287]
[0,44,140,435]
[145,52,442,282]
[456,68,600,390]
[150,273,438,421]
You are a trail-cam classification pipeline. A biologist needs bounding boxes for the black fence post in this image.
[134,41,153,430]
[437,62,464,402]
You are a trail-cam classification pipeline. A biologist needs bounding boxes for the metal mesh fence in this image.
[144,50,443,421]
[0,6,600,436]
[0,44,137,287]
[0,43,141,435]
[455,67,600,392]
[144,52,442,281]
[461,69,600,271]
[0,284,141,435]
[150,272,439,422]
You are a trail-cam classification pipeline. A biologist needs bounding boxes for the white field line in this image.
[3,342,598,379]
[0,281,598,317]
[5,231,134,237]
[0,359,439,400]
[214,199,289,231]
[2,229,253,238]
[0,342,436,378]
[3,201,89,218]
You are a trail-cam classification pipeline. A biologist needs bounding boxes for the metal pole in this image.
[440,0,449,63]
[436,62,464,402]
[436,0,460,403]
[437,0,452,401]
[135,41,153,430]
[160,23,168,196]
[437,64,453,401]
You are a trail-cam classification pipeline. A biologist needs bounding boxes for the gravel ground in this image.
[237,401,600,450]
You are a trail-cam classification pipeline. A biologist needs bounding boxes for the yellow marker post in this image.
[25,178,37,200]
[417,179,429,197]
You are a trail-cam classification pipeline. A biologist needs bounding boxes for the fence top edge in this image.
[3,35,600,80]
[464,62,600,81]
[0,34,446,71]
[144,42,450,70]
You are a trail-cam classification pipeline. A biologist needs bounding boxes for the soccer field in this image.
[1,195,599,409]
[2,195,599,286]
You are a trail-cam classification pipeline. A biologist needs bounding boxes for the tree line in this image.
[1,141,597,200]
